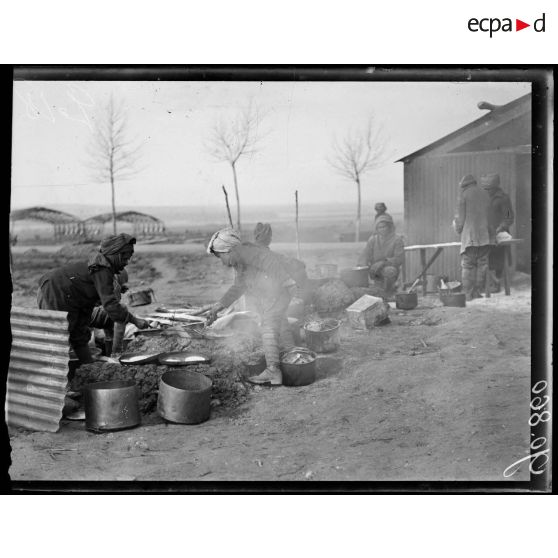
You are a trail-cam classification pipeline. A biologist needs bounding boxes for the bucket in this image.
[395,292,418,310]
[340,266,369,288]
[440,292,466,307]
[303,319,341,353]
[128,288,154,307]
[157,370,212,424]
[315,264,338,279]
[83,380,140,432]
[280,348,317,387]
[243,353,267,378]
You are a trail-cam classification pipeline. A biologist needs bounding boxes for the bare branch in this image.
[84,93,145,234]
[205,101,267,230]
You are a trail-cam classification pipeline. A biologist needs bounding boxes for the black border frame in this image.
[2,65,554,494]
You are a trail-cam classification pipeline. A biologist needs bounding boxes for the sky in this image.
[11,80,531,214]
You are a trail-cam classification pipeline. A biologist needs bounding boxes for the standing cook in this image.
[452,174,494,300]
[206,227,301,386]
[481,173,515,292]
[37,233,149,364]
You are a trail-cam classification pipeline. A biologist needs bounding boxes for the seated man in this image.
[357,214,404,296]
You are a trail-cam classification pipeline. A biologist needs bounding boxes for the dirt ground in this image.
[8,243,531,482]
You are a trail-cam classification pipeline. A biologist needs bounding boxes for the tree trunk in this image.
[110,173,117,235]
[231,161,241,231]
[355,175,361,243]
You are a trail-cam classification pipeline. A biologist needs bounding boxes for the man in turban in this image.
[206,227,301,386]
[253,222,273,248]
[37,233,149,364]
[453,174,494,300]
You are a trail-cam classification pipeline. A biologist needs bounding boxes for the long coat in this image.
[453,183,494,254]
[487,188,515,232]
[37,259,130,348]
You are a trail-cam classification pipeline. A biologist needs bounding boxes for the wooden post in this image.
[222,185,234,228]
[295,190,301,260]
[420,248,427,297]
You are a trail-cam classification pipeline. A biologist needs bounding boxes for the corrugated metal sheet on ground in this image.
[6,306,70,432]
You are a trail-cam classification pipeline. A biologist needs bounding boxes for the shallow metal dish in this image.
[133,328,163,337]
[158,352,211,366]
[119,352,162,365]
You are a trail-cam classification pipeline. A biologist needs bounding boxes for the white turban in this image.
[207,227,242,255]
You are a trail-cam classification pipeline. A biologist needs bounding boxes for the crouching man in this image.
[37,234,149,364]
[357,214,404,297]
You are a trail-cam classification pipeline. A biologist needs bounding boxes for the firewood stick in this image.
[222,185,234,228]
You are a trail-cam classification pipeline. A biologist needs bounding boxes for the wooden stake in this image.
[295,190,301,260]
[222,185,234,228]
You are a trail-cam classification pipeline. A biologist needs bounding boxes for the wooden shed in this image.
[399,93,531,281]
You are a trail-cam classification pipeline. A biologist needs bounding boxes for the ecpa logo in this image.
[468,13,546,37]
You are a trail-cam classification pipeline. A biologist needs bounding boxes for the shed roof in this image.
[10,206,81,224]
[84,211,164,224]
[397,93,531,163]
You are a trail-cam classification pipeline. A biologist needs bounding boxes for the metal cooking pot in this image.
[280,348,317,387]
[395,292,418,310]
[303,319,341,353]
[315,263,338,279]
[440,292,467,307]
[83,379,140,432]
[158,370,212,424]
[340,267,369,288]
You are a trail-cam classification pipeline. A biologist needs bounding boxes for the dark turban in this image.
[254,222,272,247]
[99,233,136,256]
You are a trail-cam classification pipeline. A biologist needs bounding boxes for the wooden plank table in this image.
[404,240,523,297]
[404,242,461,296]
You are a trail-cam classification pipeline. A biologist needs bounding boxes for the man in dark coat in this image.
[481,173,515,291]
[207,228,302,386]
[357,214,404,296]
[37,233,149,364]
[453,174,494,300]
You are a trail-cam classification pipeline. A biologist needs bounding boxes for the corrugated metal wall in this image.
[6,306,70,432]
[404,151,521,281]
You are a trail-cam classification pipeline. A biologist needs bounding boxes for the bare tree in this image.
[206,102,264,231]
[328,116,390,242]
[86,95,143,235]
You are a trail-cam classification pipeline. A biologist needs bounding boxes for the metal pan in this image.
[133,328,164,337]
[119,352,162,365]
[158,352,211,366]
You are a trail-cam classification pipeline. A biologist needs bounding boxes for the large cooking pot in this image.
[304,319,341,353]
[395,292,418,310]
[280,348,317,387]
[315,263,338,279]
[157,370,212,424]
[83,379,140,432]
[340,266,369,288]
[440,292,467,307]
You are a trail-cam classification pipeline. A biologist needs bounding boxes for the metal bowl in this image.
[119,352,161,365]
